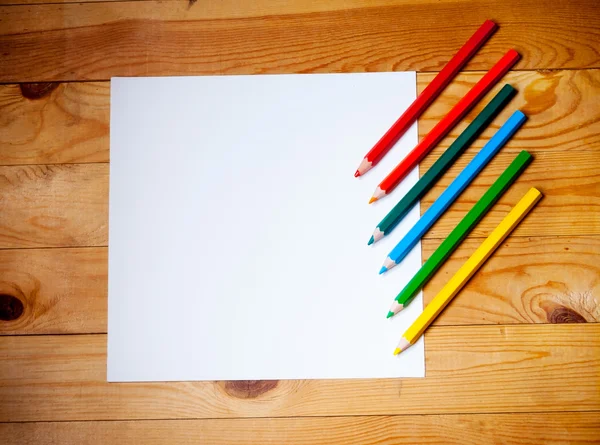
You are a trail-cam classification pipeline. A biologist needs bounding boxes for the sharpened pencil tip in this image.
[368,196,378,204]
[388,300,404,317]
[367,236,374,246]
[379,266,387,275]
[354,170,361,178]
[393,348,401,356]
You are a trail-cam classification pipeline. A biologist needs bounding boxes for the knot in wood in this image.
[0,294,24,321]
[546,306,587,324]
[19,82,60,100]
[223,380,278,399]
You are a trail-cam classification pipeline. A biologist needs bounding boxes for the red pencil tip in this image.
[368,197,378,204]
[354,170,361,177]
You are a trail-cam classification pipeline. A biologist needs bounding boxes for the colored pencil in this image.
[369,49,520,204]
[368,84,516,245]
[387,150,533,318]
[354,20,498,177]
[379,110,527,274]
[393,187,542,355]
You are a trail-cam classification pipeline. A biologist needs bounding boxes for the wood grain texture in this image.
[423,236,600,326]
[0,324,598,422]
[418,69,600,155]
[0,83,109,165]
[419,147,600,239]
[0,146,596,249]
[0,0,153,3]
[0,164,109,248]
[1,0,401,9]
[1,69,597,164]
[0,0,598,440]
[0,164,108,248]
[1,236,598,335]
[1,0,600,82]
[415,68,600,238]
[0,248,106,334]
[1,70,598,246]
[2,412,599,445]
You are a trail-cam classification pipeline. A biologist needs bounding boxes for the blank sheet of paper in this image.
[108,73,424,381]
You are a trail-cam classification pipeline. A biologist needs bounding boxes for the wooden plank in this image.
[1,69,597,165]
[415,71,600,239]
[1,0,599,82]
[0,247,107,334]
[0,164,108,248]
[0,144,597,249]
[0,0,402,10]
[418,146,600,239]
[0,0,124,3]
[0,82,109,165]
[423,235,600,326]
[1,236,598,335]
[2,412,599,445]
[417,69,600,155]
[0,324,598,421]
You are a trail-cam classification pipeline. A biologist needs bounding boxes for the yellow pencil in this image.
[394,187,543,355]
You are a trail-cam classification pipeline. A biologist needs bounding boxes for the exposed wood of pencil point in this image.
[368,227,385,246]
[355,158,372,177]
[393,338,411,355]
[368,186,386,204]
[387,300,404,318]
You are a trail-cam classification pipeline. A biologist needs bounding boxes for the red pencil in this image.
[368,49,520,204]
[354,20,498,178]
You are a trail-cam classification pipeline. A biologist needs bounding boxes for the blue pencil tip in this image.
[368,236,374,246]
[379,266,387,275]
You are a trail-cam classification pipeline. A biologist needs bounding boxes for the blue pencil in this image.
[379,110,527,275]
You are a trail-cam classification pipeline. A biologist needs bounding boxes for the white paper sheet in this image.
[108,73,424,382]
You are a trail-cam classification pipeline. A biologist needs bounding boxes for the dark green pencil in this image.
[368,84,517,245]
[387,150,533,318]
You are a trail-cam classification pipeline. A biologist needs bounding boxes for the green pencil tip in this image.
[386,311,394,319]
[367,236,374,245]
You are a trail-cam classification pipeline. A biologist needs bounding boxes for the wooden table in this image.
[1,1,599,443]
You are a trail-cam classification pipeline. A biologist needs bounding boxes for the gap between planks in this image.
[1,321,598,339]
[0,231,596,253]
[0,67,597,87]
[0,409,598,424]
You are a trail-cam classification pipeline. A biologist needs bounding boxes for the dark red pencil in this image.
[354,19,498,178]
[369,49,520,204]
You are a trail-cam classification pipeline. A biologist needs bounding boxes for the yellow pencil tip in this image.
[369,197,378,204]
[393,348,401,356]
